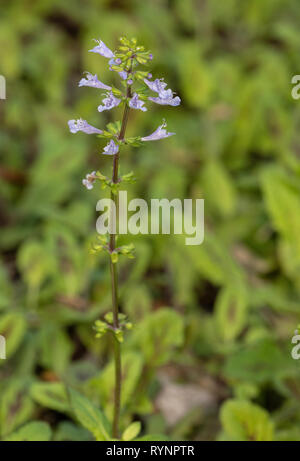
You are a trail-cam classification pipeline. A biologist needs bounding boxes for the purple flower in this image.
[109,58,121,66]
[89,39,114,58]
[129,93,147,112]
[149,53,153,60]
[149,91,181,107]
[102,139,119,155]
[144,78,167,94]
[109,58,120,68]
[144,77,181,106]
[127,79,133,85]
[98,92,121,112]
[68,119,103,135]
[78,72,111,90]
[109,58,127,80]
[141,121,175,141]
[119,71,127,80]
[82,171,97,190]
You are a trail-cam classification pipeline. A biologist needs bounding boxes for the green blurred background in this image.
[1,0,300,441]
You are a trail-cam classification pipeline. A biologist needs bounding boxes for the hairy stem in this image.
[110,83,131,439]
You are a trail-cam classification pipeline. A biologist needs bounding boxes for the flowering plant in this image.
[68,36,180,439]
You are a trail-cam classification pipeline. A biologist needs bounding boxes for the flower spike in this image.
[68,37,182,442]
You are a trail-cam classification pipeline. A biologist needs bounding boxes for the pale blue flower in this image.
[89,39,114,58]
[82,171,97,190]
[109,58,127,80]
[144,77,181,106]
[144,78,167,94]
[109,58,120,68]
[102,139,119,155]
[68,119,103,134]
[148,91,181,106]
[78,72,111,90]
[119,71,127,80]
[129,93,147,112]
[141,121,175,141]
[98,92,121,112]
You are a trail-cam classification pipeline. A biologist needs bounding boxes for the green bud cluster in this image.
[111,37,153,84]
[110,243,135,264]
[90,236,135,264]
[94,312,133,343]
[94,170,136,195]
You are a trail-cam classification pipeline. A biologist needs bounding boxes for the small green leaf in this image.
[215,284,248,342]
[4,422,52,441]
[131,308,184,366]
[115,329,124,343]
[220,399,274,441]
[0,312,27,361]
[202,160,236,217]
[261,167,300,256]
[224,339,286,384]
[30,382,69,413]
[106,121,121,134]
[111,87,123,97]
[17,240,55,290]
[125,137,143,147]
[39,326,73,374]
[94,320,109,339]
[119,243,135,259]
[122,421,141,441]
[68,388,111,441]
[111,252,118,264]
[87,352,143,415]
[0,380,35,437]
[96,171,107,181]
[54,421,92,441]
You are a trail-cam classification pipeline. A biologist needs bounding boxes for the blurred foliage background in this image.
[1,0,300,441]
